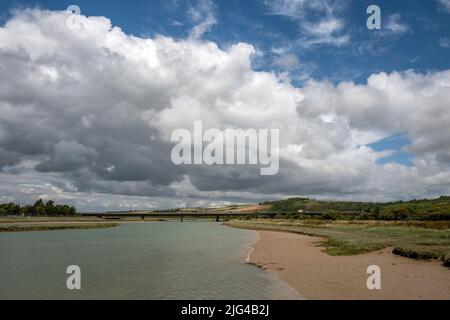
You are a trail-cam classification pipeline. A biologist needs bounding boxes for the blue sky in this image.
[369,133,414,166]
[1,0,450,86]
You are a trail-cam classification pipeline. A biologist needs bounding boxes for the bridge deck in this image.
[79,212,281,222]
[79,212,278,218]
[78,211,331,222]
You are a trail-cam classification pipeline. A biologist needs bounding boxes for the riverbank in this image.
[227,220,450,300]
[249,230,450,300]
[0,216,167,232]
[0,221,119,232]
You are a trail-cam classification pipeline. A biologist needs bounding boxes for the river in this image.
[0,222,300,299]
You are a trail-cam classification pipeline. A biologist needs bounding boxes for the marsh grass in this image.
[226,219,450,266]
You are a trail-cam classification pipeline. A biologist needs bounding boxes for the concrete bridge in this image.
[79,211,280,222]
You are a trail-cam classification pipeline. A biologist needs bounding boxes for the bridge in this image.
[79,211,280,222]
[78,210,336,222]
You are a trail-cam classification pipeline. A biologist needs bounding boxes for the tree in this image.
[45,200,55,216]
[33,199,45,216]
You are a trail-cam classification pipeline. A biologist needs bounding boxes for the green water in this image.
[0,222,300,300]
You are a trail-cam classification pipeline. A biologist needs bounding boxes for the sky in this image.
[0,0,450,211]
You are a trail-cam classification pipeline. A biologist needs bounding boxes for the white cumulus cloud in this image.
[0,9,450,210]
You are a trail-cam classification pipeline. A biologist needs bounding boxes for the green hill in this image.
[261,196,450,221]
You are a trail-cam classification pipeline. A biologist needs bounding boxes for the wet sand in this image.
[249,230,450,300]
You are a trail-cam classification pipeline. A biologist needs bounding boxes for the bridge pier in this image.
[141,216,145,222]
[181,215,184,222]
[216,215,220,222]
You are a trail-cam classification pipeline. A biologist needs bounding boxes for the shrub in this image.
[392,247,441,261]
[321,210,340,221]
[444,256,450,268]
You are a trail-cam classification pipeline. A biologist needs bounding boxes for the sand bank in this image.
[249,230,450,300]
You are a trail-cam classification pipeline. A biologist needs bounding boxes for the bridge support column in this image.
[141,216,145,222]
[181,215,184,222]
[216,215,220,222]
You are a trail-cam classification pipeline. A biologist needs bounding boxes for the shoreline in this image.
[243,229,304,300]
[245,230,260,263]
[0,222,119,232]
[244,229,450,300]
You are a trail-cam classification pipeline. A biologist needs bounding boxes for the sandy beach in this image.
[249,230,450,300]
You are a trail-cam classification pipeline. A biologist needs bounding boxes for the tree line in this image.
[261,196,450,221]
[0,199,76,217]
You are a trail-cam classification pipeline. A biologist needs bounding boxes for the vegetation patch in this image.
[392,247,441,261]
[1,199,76,217]
[444,256,450,267]
[320,238,387,256]
[0,223,118,233]
[261,196,450,221]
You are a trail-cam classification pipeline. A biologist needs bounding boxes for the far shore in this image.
[0,216,125,232]
[0,222,119,233]
[0,216,214,232]
[241,229,450,300]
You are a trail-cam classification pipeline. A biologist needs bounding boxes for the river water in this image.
[0,222,300,300]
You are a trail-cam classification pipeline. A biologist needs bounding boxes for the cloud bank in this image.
[1,9,450,210]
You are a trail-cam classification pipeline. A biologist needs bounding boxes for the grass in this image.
[0,216,106,224]
[226,219,450,267]
[0,223,119,232]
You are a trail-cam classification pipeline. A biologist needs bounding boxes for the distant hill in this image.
[261,196,450,221]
